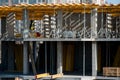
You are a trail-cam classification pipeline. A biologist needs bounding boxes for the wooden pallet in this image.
[103,67,120,77]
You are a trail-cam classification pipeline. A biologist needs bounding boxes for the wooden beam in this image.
[51,73,63,79]
[35,73,50,79]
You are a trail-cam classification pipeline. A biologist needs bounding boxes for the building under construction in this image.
[0,0,120,80]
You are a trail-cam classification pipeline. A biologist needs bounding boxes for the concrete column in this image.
[23,41,29,74]
[57,42,63,73]
[91,8,98,38]
[23,9,29,39]
[57,10,63,74]
[23,8,29,74]
[92,42,97,76]
[91,8,98,76]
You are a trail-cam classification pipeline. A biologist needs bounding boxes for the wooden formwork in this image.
[103,67,120,77]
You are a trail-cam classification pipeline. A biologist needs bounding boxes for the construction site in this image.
[0,0,120,80]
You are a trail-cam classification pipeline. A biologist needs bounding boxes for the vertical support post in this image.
[92,42,97,76]
[57,10,63,74]
[23,41,29,74]
[23,8,29,39]
[18,20,22,34]
[91,8,98,76]
[57,42,63,73]
[23,8,29,74]
[91,8,98,38]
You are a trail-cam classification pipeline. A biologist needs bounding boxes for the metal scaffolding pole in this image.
[23,8,29,75]
[57,10,63,74]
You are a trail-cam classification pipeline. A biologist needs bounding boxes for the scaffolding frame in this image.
[0,3,120,80]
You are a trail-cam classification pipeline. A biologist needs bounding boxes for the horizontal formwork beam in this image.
[0,3,119,18]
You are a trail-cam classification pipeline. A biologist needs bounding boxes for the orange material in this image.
[35,73,50,79]
[51,73,63,79]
